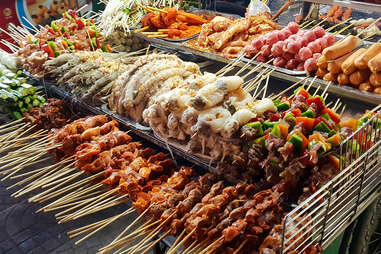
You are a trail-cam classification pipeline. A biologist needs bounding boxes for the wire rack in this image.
[281,111,381,253]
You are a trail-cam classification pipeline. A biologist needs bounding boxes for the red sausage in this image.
[273,57,287,67]
[298,47,313,61]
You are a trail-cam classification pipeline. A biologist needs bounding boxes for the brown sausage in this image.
[316,68,328,78]
[374,87,381,94]
[327,52,351,74]
[369,73,381,87]
[322,35,358,61]
[368,52,381,73]
[354,43,381,70]
[359,82,373,92]
[337,73,349,86]
[349,69,370,86]
[342,48,367,75]
[323,72,337,82]
[317,55,328,69]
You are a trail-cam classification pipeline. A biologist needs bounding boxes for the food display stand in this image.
[0,0,380,253]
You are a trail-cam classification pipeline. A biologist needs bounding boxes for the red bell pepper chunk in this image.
[76,18,85,29]
[306,97,325,111]
[96,38,101,49]
[314,117,332,129]
[41,43,55,58]
[291,108,301,117]
[45,25,55,35]
[270,113,281,122]
[68,10,77,18]
[322,108,340,125]
[63,32,70,38]
[248,117,259,123]
[106,44,112,53]
[296,88,310,100]
[90,18,95,24]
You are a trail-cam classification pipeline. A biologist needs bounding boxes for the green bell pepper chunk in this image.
[283,112,296,125]
[255,136,266,148]
[54,51,60,57]
[12,111,22,119]
[246,121,264,136]
[321,113,331,121]
[314,121,331,133]
[64,12,75,22]
[91,37,97,48]
[271,124,281,137]
[61,26,68,33]
[263,120,277,130]
[301,109,315,118]
[328,130,337,137]
[47,41,57,52]
[51,21,58,31]
[277,101,290,111]
[289,135,303,151]
[273,99,280,106]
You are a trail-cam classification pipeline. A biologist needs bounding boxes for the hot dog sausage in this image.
[354,43,381,70]
[323,72,337,82]
[368,52,381,73]
[342,48,367,75]
[316,68,328,78]
[327,52,351,74]
[322,35,358,61]
[349,69,370,86]
[317,55,328,69]
[359,82,373,92]
[374,87,381,95]
[369,73,381,87]
[337,73,349,86]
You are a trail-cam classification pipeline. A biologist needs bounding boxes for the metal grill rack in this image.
[281,111,381,253]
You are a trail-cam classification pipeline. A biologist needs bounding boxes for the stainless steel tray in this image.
[241,56,307,76]
[309,77,381,105]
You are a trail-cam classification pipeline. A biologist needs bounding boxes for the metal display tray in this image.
[39,80,217,173]
[141,35,381,105]
[136,10,241,43]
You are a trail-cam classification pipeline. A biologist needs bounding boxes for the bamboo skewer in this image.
[37,184,100,212]
[139,230,171,254]
[57,188,122,223]
[232,239,248,254]
[34,170,105,204]
[99,219,159,253]
[199,236,224,254]
[167,228,196,254]
[127,212,176,254]
[72,207,135,244]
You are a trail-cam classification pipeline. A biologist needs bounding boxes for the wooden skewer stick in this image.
[74,207,135,244]
[35,171,105,204]
[235,52,260,76]
[272,77,308,100]
[99,219,158,253]
[42,189,105,212]
[138,230,171,254]
[134,26,149,33]
[38,184,99,212]
[339,104,347,118]
[105,205,151,247]
[30,171,84,202]
[181,240,196,254]
[311,17,328,29]
[1,151,46,179]
[57,188,121,222]
[128,211,176,254]
[165,229,186,254]
[10,161,75,196]
[232,239,248,254]
[199,236,224,254]
[167,228,196,254]
[0,118,24,129]
[66,195,130,222]
[147,34,168,38]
